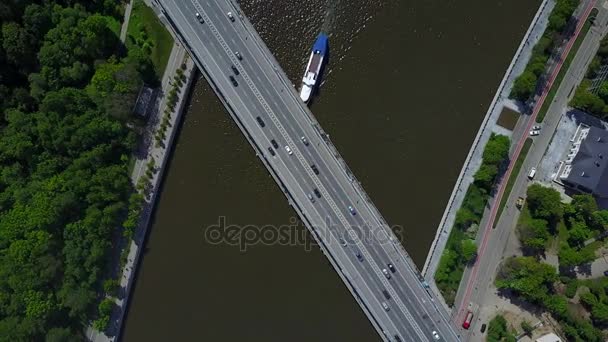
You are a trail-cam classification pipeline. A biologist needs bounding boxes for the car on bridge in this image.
[234,51,242,60]
[195,12,204,23]
[227,11,235,22]
[231,65,239,75]
[267,147,275,157]
[348,205,356,215]
[229,75,238,87]
[432,330,440,340]
[382,268,390,279]
[284,145,293,155]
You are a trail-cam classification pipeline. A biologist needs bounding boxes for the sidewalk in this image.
[422,0,555,287]
[86,39,196,342]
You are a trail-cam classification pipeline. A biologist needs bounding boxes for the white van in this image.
[528,167,537,179]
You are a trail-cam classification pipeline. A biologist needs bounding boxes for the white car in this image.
[529,130,540,136]
[432,330,440,340]
[284,145,293,155]
[382,268,391,279]
[532,125,541,130]
[227,11,235,22]
[195,12,204,23]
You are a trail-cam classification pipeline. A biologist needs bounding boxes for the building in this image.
[535,332,562,342]
[559,125,608,207]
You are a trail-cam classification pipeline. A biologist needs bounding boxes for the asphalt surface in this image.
[154,0,459,341]
[451,1,608,339]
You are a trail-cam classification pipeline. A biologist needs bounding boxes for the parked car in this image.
[463,311,474,329]
[532,125,541,130]
[528,167,537,179]
[529,130,540,136]
[195,12,204,23]
[516,197,525,209]
[480,323,487,333]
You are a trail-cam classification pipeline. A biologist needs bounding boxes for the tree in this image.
[461,239,477,262]
[482,134,510,166]
[520,320,533,336]
[526,184,563,222]
[517,217,550,252]
[2,22,35,67]
[474,163,498,192]
[487,314,516,342]
[511,71,537,101]
[496,257,557,303]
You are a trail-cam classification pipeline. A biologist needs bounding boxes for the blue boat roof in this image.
[312,33,328,55]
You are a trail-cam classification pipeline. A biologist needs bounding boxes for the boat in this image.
[299,33,328,103]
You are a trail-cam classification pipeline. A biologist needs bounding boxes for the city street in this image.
[452,1,608,339]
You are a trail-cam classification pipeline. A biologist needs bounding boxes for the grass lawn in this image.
[536,18,593,123]
[494,138,533,226]
[126,0,173,78]
[106,16,121,38]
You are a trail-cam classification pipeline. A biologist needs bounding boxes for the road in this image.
[451,0,608,338]
[153,0,459,341]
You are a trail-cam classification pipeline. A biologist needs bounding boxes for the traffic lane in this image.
[171,1,439,338]
[204,4,440,338]
[349,217,438,339]
[178,8,408,337]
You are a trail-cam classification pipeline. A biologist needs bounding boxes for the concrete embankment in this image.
[421,0,555,307]
[86,4,197,341]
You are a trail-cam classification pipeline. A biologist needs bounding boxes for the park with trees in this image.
[435,133,510,305]
[510,0,580,103]
[498,184,608,340]
[0,0,168,339]
[569,33,608,119]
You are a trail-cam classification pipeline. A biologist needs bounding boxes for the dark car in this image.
[231,65,239,75]
[382,289,390,300]
[229,75,238,87]
[394,336,402,342]
[604,270,608,277]
[356,252,363,261]
[480,323,487,333]
[271,139,278,149]
[313,188,321,198]
[388,263,395,273]
[311,164,319,175]
[256,116,265,127]
[267,147,275,156]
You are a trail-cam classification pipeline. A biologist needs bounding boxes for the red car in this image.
[462,311,474,329]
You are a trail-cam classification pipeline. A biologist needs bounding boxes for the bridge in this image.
[154,0,459,340]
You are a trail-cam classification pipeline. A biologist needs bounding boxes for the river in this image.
[123,0,540,340]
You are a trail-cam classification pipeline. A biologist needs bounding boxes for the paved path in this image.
[422,0,555,282]
[452,1,608,339]
[86,35,195,342]
[120,0,134,43]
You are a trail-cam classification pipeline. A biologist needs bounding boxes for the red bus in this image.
[462,311,474,329]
